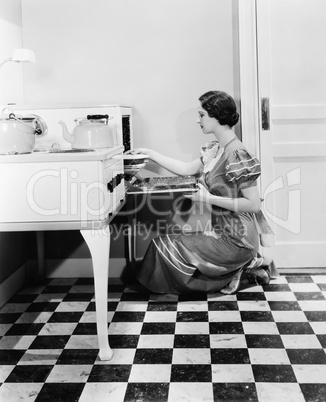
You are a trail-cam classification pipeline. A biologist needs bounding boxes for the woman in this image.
[132,90,276,294]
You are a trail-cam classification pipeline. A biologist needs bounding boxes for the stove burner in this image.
[49,149,95,153]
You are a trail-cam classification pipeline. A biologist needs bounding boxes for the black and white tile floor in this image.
[0,274,326,401]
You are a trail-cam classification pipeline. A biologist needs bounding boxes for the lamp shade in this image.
[12,49,36,63]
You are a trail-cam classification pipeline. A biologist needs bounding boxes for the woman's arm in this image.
[131,148,202,176]
[186,183,261,213]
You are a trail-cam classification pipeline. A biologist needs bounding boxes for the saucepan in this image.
[0,113,47,154]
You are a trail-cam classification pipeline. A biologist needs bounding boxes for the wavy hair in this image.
[199,91,239,127]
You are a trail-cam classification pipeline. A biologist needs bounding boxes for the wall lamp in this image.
[0,49,36,70]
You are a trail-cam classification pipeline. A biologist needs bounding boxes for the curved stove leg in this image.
[81,227,113,361]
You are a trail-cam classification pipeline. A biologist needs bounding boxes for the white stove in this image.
[0,104,132,361]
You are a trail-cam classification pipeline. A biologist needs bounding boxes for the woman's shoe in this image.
[246,267,270,286]
[220,268,244,295]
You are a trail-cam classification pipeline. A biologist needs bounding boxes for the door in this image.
[256,0,326,268]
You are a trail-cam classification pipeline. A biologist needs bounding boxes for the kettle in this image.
[59,114,115,149]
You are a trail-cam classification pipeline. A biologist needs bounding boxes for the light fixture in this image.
[0,49,36,69]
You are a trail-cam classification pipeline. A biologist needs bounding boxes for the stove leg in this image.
[81,227,113,361]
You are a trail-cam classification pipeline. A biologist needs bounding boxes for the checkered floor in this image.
[0,275,326,402]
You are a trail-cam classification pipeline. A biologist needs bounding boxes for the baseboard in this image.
[278,267,326,275]
[43,258,128,278]
[0,263,28,308]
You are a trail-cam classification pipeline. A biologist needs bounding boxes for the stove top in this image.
[0,146,123,163]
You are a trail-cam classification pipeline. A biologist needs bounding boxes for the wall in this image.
[0,0,33,305]
[18,0,240,279]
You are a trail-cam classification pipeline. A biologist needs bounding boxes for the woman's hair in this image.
[199,91,239,127]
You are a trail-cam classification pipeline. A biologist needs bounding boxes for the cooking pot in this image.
[0,113,47,154]
[58,114,115,149]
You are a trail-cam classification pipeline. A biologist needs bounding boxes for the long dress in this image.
[136,137,265,294]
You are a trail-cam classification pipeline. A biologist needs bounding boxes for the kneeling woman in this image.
[132,90,276,295]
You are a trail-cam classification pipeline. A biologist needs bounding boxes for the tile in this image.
[15,312,53,324]
[0,350,25,365]
[272,311,308,322]
[48,311,84,323]
[209,334,247,349]
[73,323,97,335]
[94,348,135,365]
[268,301,301,311]
[143,311,177,322]
[208,310,242,322]
[293,364,326,383]
[26,302,59,312]
[116,301,148,312]
[208,301,239,311]
[177,311,208,322]
[18,349,61,365]
[174,334,210,349]
[34,293,66,303]
[108,322,143,335]
[109,334,139,349]
[298,300,326,311]
[177,301,208,311]
[255,382,305,402]
[5,364,52,382]
[124,382,169,402]
[137,334,174,349]
[176,322,210,335]
[133,348,173,364]
[212,382,258,401]
[29,335,70,350]
[57,349,99,365]
[300,383,326,402]
[172,348,211,364]
[252,364,296,382]
[210,349,250,365]
[236,292,266,301]
[304,311,326,321]
[65,335,99,349]
[0,383,44,402]
[286,349,326,365]
[147,302,178,312]
[0,335,36,350]
[0,303,30,314]
[286,276,313,283]
[309,321,326,334]
[245,335,284,349]
[0,365,15,382]
[79,383,128,402]
[288,283,321,292]
[240,311,275,322]
[294,292,325,301]
[39,322,77,336]
[242,322,279,335]
[237,300,271,311]
[112,311,145,322]
[249,348,290,365]
[45,364,92,383]
[88,364,131,382]
[281,334,322,349]
[171,364,212,382]
[0,323,14,335]
[168,382,214,402]
[211,364,254,383]
[129,364,171,382]
[276,322,314,335]
[264,291,297,301]
[141,322,175,335]
[35,383,85,401]
[54,301,90,312]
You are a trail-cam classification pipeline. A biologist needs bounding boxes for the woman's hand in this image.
[127,148,152,157]
[184,183,211,203]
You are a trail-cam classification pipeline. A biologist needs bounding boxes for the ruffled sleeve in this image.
[225,149,261,189]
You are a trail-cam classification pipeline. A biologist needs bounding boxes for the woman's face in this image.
[197,104,218,134]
